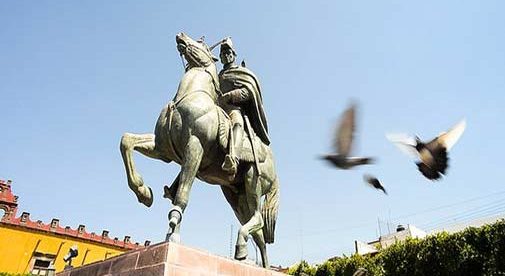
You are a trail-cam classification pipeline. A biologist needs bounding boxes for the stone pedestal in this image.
[57,241,285,275]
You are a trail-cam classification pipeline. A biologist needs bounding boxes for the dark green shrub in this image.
[288,220,505,276]
[287,260,317,276]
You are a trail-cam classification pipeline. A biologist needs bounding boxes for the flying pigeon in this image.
[387,119,466,180]
[363,174,387,194]
[321,103,374,169]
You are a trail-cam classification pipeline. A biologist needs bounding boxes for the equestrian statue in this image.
[119,33,279,268]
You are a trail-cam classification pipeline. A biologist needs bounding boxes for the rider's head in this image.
[220,37,236,66]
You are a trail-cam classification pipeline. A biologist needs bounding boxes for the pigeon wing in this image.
[334,104,355,156]
[386,133,420,159]
[436,119,466,151]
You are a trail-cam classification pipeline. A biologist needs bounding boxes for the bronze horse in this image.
[120,33,279,267]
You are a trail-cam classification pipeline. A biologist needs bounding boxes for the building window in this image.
[30,255,55,276]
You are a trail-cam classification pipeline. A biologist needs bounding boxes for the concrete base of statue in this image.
[56,241,286,275]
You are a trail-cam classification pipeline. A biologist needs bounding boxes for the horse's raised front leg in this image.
[235,165,264,261]
[166,135,203,243]
[120,133,162,207]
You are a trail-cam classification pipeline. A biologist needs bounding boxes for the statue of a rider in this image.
[218,38,270,176]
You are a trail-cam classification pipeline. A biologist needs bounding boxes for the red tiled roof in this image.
[0,179,149,250]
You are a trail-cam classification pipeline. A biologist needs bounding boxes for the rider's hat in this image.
[220,37,236,56]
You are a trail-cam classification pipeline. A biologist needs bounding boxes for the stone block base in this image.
[57,241,285,275]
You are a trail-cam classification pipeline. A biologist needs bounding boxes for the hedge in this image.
[288,219,505,276]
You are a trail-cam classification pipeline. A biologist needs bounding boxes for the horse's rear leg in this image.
[251,230,269,268]
[166,135,203,243]
[120,133,161,207]
[222,177,269,268]
[235,165,264,261]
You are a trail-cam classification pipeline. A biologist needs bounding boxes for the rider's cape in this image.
[220,65,270,145]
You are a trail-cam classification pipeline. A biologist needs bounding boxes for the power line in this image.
[421,198,505,230]
[391,190,505,221]
[421,198,505,228]
[426,210,505,231]
[432,211,505,232]
[281,190,505,240]
[425,205,505,230]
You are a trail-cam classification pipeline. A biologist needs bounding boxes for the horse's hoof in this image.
[137,186,153,207]
[234,243,248,260]
[169,216,179,229]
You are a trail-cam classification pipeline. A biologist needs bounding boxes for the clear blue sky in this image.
[1,0,504,266]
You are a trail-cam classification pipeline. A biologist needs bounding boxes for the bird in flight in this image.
[387,119,466,180]
[363,174,387,195]
[321,103,374,169]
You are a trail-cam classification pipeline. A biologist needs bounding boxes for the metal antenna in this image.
[298,211,304,261]
[229,224,234,258]
[387,209,392,234]
[378,217,382,236]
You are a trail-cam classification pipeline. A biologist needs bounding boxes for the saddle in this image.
[217,108,267,163]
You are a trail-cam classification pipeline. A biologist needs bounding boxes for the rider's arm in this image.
[227,88,250,104]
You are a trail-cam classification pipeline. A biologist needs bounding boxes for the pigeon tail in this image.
[416,162,442,180]
[351,157,375,166]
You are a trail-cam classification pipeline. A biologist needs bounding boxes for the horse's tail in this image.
[262,176,279,244]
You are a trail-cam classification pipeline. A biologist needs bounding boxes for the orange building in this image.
[0,179,149,275]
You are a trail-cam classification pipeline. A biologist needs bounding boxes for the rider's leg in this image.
[223,109,243,175]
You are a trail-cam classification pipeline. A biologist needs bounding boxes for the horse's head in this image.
[176,33,218,70]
